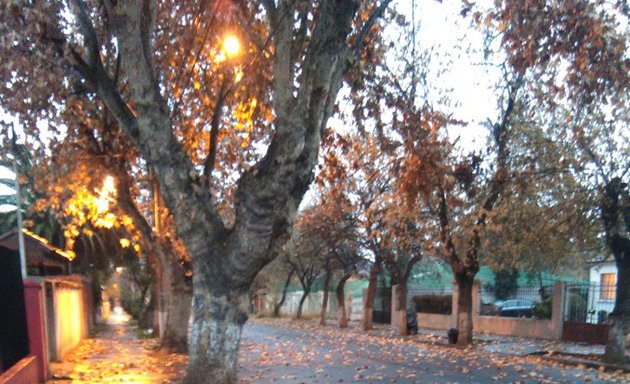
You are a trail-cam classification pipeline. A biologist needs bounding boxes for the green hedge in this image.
[413,295,452,315]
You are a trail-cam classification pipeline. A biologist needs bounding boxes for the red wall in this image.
[0,280,48,384]
[23,279,48,382]
[0,356,38,384]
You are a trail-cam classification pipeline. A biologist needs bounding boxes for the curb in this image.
[526,352,630,373]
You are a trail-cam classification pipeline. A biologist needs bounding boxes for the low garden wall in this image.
[393,281,565,340]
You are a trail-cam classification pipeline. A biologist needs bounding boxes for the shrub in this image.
[412,294,452,314]
[120,290,144,321]
[533,299,552,319]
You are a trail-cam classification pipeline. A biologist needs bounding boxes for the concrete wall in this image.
[417,313,455,329]
[260,290,359,320]
[394,281,566,340]
[44,276,92,361]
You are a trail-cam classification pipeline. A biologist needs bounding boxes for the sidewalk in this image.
[387,324,630,373]
[47,308,187,383]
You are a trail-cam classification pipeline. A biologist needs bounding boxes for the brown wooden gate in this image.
[562,284,613,345]
[562,322,609,344]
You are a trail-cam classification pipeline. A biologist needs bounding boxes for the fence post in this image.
[391,284,400,328]
[472,280,481,317]
[552,281,565,339]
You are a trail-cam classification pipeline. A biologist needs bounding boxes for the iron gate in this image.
[562,284,614,344]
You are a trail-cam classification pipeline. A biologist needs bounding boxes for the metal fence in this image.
[408,287,453,315]
[480,285,553,318]
[564,284,616,324]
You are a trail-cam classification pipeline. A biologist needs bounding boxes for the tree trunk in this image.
[363,260,380,331]
[336,273,352,328]
[320,270,331,326]
[115,170,192,352]
[138,283,154,329]
[455,274,475,346]
[605,315,628,364]
[184,289,249,384]
[160,265,192,353]
[273,270,294,317]
[150,276,160,333]
[604,255,630,364]
[398,279,408,336]
[296,289,310,319]
[601,178,629,364]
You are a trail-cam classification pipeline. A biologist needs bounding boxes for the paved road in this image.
[239,321,623,383]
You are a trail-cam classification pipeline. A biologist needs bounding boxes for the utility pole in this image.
[11,129,26,278]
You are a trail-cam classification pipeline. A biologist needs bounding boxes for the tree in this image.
[0,141,64,244]
[380,198,425,336]
[318,127,404,332]
[284,223,325,320]
[251,256,295,317]
[30,122,193,352]
[299,193,362,327]
[0,1,392,380]
[492,268,519,301]
[486,0,629,361]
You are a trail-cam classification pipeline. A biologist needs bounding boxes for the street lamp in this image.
[223,35,240,58]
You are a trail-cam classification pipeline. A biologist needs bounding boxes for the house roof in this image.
[0,229,75,268]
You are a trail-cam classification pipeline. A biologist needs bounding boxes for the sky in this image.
[397,0,500,149]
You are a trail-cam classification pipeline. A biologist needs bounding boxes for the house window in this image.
[600,273,616,300]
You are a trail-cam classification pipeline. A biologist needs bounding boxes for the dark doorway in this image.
[0,246,30,373]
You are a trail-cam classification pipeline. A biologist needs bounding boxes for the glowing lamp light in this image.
[223,35,241,57]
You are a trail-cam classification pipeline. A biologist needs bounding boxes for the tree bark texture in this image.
[398,279,408,336]
[336,272,352,328]
[66,0,389,381]
[296,288,310,319]
[363,259,381,331]
[185,288,249,384]
[273,270,294,317]
[601,178,630,364]
[604,242,630,363]
[320,270,331,325]
[117,173,192,353]
[160,268,192,353]
[455,275,474,346]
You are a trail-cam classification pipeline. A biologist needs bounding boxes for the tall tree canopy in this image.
[0,0,392,381]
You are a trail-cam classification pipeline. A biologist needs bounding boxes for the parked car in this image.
[497,299,534,318]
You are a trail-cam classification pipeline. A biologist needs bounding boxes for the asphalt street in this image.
[238,321,621,384]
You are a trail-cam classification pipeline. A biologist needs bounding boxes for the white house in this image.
[587,260,617,324]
